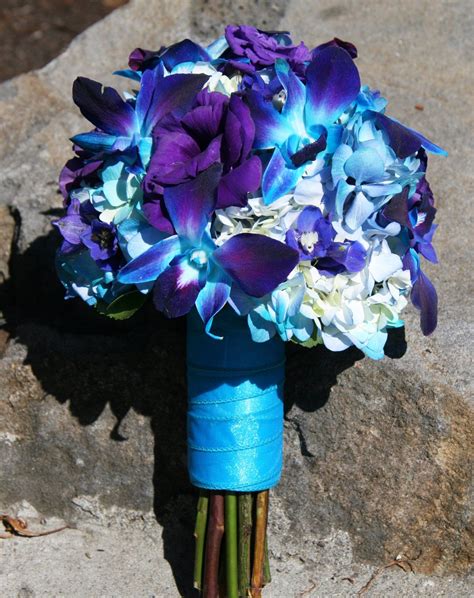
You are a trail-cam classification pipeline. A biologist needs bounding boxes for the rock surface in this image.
[0,0,473,596]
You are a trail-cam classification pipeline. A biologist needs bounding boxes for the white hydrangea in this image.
[214,166,412,359]
[172,61,242,96]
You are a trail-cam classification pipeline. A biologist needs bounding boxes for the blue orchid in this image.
[403,248,438,336]
[246,46,361,204]
[70,64,208,165]
[117,165,299,332]
[117,37,229,81]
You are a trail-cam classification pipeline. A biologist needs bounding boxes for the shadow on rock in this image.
[0,227,407,596]
[1,227,195,595]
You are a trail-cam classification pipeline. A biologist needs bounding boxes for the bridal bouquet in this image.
[55,25,446,598]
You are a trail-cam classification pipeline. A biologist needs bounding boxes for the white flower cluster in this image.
[214,165,412,359]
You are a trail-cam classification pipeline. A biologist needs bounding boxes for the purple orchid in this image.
[54,197,122,272]
[80,220,121,271]
[383,178,438,262]
[312,38,358,59]
[382,180,439,335]
[70,64,208,159]
[118,165,298,330]
[286,206,366,274]
[128,39,211,73]
[225,25,311,75]
[403,249,438,336]
[59,155,102,200]
[370,112,447,159]
[54,197,96,254]
[246,47,361,204]
[142,89,262,233]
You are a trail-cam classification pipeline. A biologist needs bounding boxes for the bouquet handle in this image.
[186,308,285,597]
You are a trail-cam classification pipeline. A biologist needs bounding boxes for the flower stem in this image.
[250,490,269,598]
[193,492,209,591]
[263,535,271,586]
[238,493,253,597]
[225,493,239,598]
[203,492,225,598]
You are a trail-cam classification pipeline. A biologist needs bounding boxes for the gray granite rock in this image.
[0,0,472,596]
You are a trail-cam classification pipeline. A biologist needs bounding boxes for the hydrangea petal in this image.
[248,309,277,343]
[344,146,385,183]
[345,191,374,229]
[335,179,354,217]
[331,143,353,185]
[369,249,402,282]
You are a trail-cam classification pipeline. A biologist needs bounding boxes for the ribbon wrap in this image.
[186,308,285,491]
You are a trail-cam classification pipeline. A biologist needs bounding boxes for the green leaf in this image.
[97,291,147,320]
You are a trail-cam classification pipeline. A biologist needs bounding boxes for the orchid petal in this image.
[297,206,323,232]
[118,235,181,284]
[305,47,360,131]
[382,188,411,227]
[262,147,305,205]
[419,243,438,263]
[195,267,232,336]
[213,233,299,297]
[163,163,222,245]
[153,256,205,318]
[217,156,262,209]
[142,199,175,235]
[412,269,438,335]
[136,65,208,136]
[275,59,306,136]
[72,77,138,136]
[160,39,210,70]
[371,112,448,158]
[325,241,367,272]
[245,90,292,149]
[70,131,119,152]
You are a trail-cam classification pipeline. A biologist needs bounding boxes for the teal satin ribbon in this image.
[186,308,285,491]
